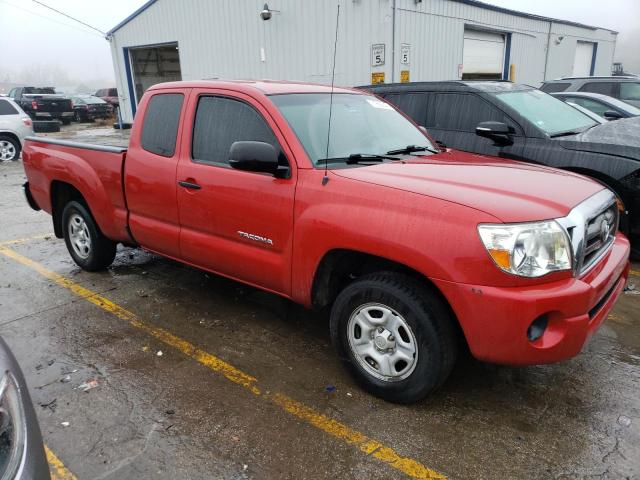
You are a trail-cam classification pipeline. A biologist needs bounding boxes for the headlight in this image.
[478,221,572,277]
[0,372,26,480]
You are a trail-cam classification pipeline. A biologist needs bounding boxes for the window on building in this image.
[192,96,280,167]
[579,82,616,96]
[620,82,640,101]
[540,83,570,93]
[0,99,18,115]
[426,93,513,132]
[140,93,183,157]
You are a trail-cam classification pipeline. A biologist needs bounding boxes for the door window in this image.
[620,83,640,102]
[426,93,515,132]
[140,93,184,157]
[192,96,281,167]
[540,83,570,93]
[579,82,616,96]
[563,96,610,117]
[383,93,428,126]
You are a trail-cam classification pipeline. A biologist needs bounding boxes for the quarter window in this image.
[192,96,280,166]
[620,83,640,101]
[0,99,18,115]
[140,93,183,157]
[579,82,616,96]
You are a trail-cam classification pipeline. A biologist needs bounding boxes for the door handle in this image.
[178,180,201,190]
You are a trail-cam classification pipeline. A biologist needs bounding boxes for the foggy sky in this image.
[0,0,638,90]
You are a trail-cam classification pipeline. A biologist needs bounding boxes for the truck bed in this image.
[22,136,131,243]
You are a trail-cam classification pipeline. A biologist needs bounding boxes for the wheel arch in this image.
[311,249,463,340]
[50,181,87,238]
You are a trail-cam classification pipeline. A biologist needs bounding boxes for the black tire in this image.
[0,134,21,162]
[61,118,71,125]
[330,272,458,403]
[61,201,116,271]
[74,111,83,122]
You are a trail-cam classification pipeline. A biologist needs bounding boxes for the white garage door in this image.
[573,41,594,76]
[462,29,505,80]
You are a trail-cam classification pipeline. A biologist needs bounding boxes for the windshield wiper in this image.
[386,145,439,155]
[550,131,582,138]
[318,153,398,165]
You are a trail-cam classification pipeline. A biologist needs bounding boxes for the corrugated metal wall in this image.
[110,0,617,122]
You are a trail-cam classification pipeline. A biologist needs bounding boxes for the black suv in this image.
[360,81,640,250]
[7,87,74,125]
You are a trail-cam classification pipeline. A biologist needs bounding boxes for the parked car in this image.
[564,101,607,124]
[94,88,119,108]
[551,91,640,120]
[540,76,640,108]
[0,337,51,480]
[71,95,113,122]
[21,80,629,403]
[360,81,640,252]
[7,87,74,125]
[0,97,33,162]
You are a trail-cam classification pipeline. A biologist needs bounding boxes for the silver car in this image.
[0,98,34,162]
[540,76,640,108]
[0,337,50,479]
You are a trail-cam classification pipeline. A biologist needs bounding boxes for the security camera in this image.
[260,4,272,20]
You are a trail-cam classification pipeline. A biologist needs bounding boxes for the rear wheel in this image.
[0,135,20,161]
[330,272,458,403]
[62,201,116,271]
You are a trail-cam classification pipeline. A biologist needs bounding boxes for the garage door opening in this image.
[128,43,182,104]
[573,41,595,77]
[462,29,506,80]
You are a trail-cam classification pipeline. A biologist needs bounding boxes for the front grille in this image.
[581,203,617,273]
[557,189,618,277]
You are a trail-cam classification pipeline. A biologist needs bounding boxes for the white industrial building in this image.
[107,0,618,122]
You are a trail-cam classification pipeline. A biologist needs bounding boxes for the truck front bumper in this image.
[434,235,630,365]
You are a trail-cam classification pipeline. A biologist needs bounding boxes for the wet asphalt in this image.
[0,126,639,479]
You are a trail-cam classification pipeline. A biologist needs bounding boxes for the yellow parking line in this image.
[0,233,52,247]
[45,445,77,480]
[630,269,640,278]
[0,245,446,480]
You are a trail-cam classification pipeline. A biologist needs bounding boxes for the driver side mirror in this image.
[475,121,515,146]
[603,110,623,120]
[229,141,287,178]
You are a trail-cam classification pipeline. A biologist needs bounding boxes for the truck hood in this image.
[331,151,604,222]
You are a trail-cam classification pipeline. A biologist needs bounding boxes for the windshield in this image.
[270,93,435,166]
[496,89,597,136]
[23,87,56,94]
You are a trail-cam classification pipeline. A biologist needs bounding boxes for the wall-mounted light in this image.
[260,3,280,21]
[555,35,564,45]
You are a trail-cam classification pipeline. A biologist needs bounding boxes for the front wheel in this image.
[62,201,117,271]
[330,272,458,403]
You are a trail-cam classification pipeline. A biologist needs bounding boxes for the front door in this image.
[176,90,297,296]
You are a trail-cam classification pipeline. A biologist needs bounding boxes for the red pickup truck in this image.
[22,80,630,403]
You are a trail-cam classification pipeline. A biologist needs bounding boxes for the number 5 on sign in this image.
[371,44,385,67]
[401,44,410,65]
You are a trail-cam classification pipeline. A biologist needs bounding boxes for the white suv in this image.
[0,97,34,162]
